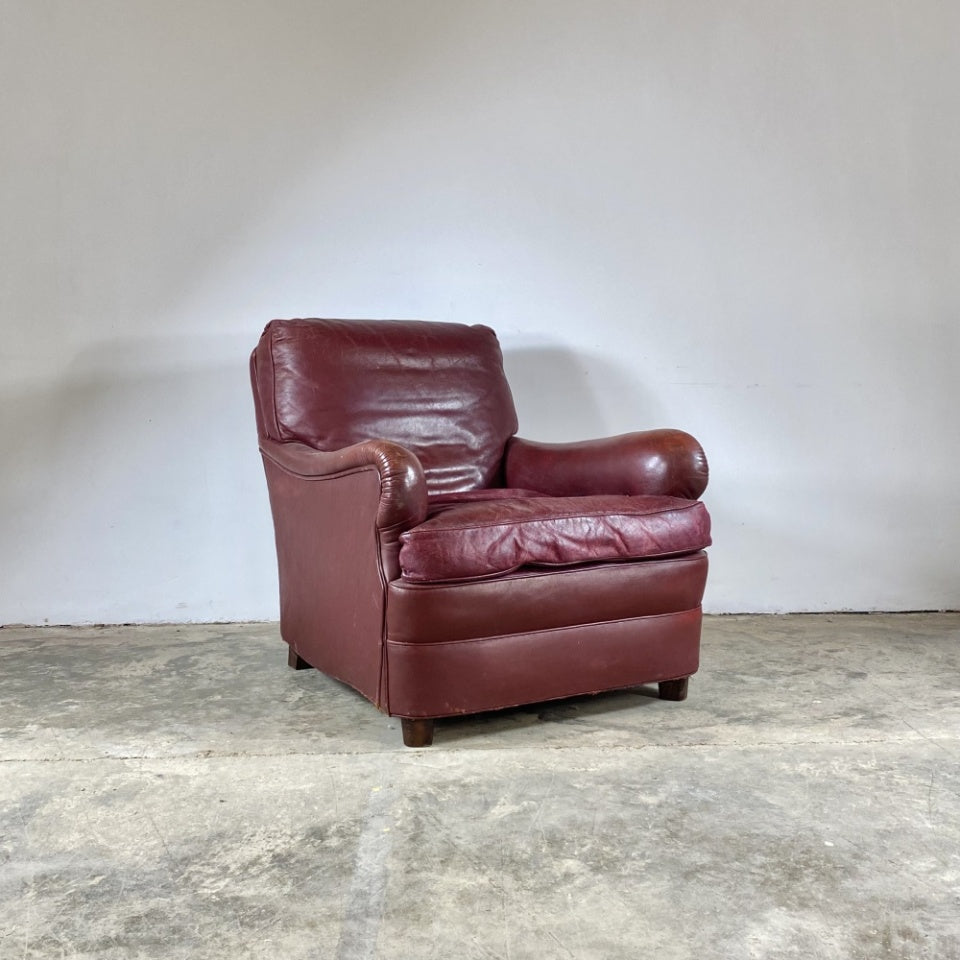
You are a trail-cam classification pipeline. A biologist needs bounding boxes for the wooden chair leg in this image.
[658,677,689,701]
[287,647,311,670]
[401,718,435,748]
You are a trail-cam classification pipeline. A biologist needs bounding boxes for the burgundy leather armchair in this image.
[251,319,711,746]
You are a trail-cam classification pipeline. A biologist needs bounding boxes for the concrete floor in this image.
[1,615,958,960]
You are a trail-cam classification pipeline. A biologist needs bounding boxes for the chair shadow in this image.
[501,344,669,440]
[433,685,664,745]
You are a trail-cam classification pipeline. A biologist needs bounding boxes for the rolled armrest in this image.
[259,437,429,530]
[504,429,708,499]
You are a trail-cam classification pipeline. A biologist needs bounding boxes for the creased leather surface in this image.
[399,495,711,583]
[255,318,518,495]
[505,430,709,499]
[389,552,708,643]
[428,487,544,505]
[386,608,702,718]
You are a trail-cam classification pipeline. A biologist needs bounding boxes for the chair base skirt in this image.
[386,607,701,720]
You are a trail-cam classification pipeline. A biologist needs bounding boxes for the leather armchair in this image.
[251,319,711,746]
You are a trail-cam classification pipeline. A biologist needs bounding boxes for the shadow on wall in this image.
[0,334,276,623]
[502,345,670,442]
[2,331,681,623]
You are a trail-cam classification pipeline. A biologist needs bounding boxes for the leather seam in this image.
[266,327,284,441]
[385,607,701,647]
[376,528,391,714]
[389,551,707,592]
[260,450,379,484]
[399,546,710,585]
[404,503,704,536]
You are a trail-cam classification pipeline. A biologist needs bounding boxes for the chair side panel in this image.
[262,456,387,706]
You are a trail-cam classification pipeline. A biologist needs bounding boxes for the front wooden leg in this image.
[287,647,311,670]
[658,677,689,701]
[401,718,435,748]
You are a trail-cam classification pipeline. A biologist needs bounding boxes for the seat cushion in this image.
[398,494,711,583]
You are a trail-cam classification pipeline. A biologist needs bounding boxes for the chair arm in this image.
[504,429,709,499]
[259,437,429,531]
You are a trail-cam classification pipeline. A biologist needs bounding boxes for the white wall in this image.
[2,1,958,622]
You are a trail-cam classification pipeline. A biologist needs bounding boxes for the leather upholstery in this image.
[387,552,708,643]
[258,437,428,532]
[505,430,709,499]
[399,494,711,582]
[386,608,702,719]
[259,452,389,706]
[254,318,518,495]
[250,318,712,742]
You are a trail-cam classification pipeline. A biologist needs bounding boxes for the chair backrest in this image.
[251,318,519,494]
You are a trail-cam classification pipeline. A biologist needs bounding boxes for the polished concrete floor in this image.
[1,614,958,959]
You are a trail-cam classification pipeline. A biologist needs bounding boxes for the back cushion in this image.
[253,318,519,494]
